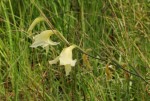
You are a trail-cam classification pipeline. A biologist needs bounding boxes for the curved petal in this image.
[65,64,72,76]
[30,41,47,48]
[48,40,60,46]
[49,56,59,65]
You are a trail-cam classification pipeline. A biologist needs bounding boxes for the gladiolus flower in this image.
[30,30,59,48]
[49,45,77,76]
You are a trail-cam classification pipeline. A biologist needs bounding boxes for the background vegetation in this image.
[0,0,150,100]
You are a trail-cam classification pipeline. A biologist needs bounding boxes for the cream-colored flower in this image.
[49,45,77,76]
[30,30,59,48]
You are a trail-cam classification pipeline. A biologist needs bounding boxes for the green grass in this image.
[0,0,150,100]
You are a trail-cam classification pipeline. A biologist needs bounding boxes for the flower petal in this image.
[30,41,47,47]
[59,45,76,66]
[48,40,59,46]
[34,30,56,40]
[65,64,72,76]
[71,59,77,66]
[49,56,59,65]
[30,30,58,48]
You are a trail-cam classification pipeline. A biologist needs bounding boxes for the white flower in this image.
[49,45,77,76]
[30,30,59,48]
